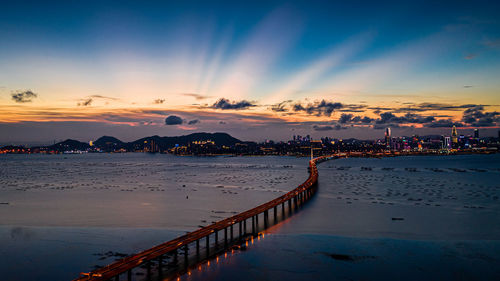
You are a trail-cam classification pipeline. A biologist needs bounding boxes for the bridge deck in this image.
[75,156,333,281]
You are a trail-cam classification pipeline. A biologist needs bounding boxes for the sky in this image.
[1,0,500,144]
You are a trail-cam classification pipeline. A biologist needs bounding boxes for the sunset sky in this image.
[1,0,499,144]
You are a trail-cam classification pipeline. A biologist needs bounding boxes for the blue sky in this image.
[1,0,499,143]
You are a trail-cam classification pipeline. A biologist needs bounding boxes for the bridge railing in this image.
[75,156,332,281]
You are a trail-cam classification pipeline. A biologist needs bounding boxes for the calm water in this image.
[1,154,500,280]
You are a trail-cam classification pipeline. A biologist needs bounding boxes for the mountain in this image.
[131,132,242,149]
[94,136,124,146]
[42,133,242,151]
[50,139,90,151]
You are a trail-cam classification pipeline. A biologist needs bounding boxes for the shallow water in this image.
[187,154,500,281]
[1,154,500,280]
[0,154,307,280]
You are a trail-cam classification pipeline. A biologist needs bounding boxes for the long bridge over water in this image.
[75,155,337,281]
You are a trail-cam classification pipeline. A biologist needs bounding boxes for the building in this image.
[385,128,391,149]
[474,129,479,139]
[451,125,458,144]
[444,136,451,149]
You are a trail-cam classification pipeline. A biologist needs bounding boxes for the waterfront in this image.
[1,154,500,280]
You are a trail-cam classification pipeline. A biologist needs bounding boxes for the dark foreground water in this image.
[1,154,500,280]
[186,154,500,281]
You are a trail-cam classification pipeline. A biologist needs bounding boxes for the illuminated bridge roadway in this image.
[75,155,338,281]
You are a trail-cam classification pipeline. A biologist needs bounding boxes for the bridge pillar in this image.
[252,216,255,235]
[264,210,268,228]
[230,224,234,241]
[239,221,242,240]
[282,202,285,217]
[196,239,200,258]
[114,275,119,281]
[184,244,189,268]
[255,214,259,230]
[288,199,292,212]
[146,261,151,279]
[224,228,228,248]
[127,269,132,281]
[158,255,163,277]
[173,249,178,264]
[215,230,218,248]
[274,206,277,223]
[244,219,247,234]
[206,235,210,259]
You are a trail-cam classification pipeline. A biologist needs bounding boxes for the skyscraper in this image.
[474,129,479,139]
[385,128,391,149]
[451,125,458,144]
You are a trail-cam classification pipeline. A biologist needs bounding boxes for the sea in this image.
[1,153,499,280]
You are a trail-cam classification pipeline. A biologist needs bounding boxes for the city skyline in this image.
[1,0,500,143]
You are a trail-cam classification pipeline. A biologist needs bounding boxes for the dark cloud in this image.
[338,113,374,124]
[461,106,499,127]
[424,120,464,128]
[313,124,347,131]
[11,90,37,103]
[293,100,343,116]
[89,95,119,100]
[339,104,368,113]
[415,103,481,111]
[271,100,292,112]
[154,99,165,104]
[165,115,183,125]
[339,113,353,124]
[463,85,474,88]
[369,103,487,114]
[183,93,212,100]
[188,119,200,125]
[77,95,118,106]
[77,98,93,106]
[211,98,256,110]
[375,112,435,124]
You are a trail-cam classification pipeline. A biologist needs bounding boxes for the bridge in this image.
[75,155,336,281]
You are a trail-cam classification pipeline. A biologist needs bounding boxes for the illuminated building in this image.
[385,128,391,149]
[451,125,458,144]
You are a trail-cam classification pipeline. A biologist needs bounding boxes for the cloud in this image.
[293,100,343,116]
[464,54,477,60]
[11,90,37,103]
[270,100,293,112]
[219,121,227,124]
[77,95,118,106]
[77,98,93,106]
[188,119,200,125]
[424,119,464,128]
[463,85,473,88]
[210,98,256,110]
[414,103,481,111]
[461,106,499,127]
[154,99,165,104]
[313,124,347,131]
[165,115,183,125]
[182,93,212,100]
[89,95,119,100]
[483,38,500,49]
[375,112,435,125]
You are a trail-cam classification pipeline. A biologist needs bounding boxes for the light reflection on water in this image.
[1,154,500,280]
